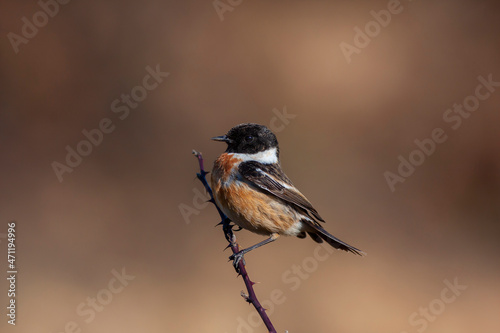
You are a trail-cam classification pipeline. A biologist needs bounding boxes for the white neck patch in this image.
[232,147,278,164]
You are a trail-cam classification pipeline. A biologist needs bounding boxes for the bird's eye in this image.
[245,135,254,142]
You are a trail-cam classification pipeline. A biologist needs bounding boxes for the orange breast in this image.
[211,157,301,236]
[211,153,240,183]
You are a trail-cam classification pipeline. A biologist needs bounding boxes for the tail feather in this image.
[305,222,365,256]
[307,232,323,243]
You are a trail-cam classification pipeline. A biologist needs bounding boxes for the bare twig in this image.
[192,150,277,333]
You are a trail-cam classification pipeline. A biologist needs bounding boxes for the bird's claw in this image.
[229,251,246,271]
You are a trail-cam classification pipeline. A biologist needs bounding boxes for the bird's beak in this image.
[211,135,231,143]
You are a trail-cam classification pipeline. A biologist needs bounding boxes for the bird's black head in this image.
[212,123,279,155]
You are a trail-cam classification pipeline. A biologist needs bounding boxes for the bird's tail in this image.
[305,222,365,256]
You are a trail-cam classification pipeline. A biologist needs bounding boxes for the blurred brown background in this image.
[1,0,499,332]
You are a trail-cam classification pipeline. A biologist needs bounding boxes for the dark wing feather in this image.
[238,161,324,222]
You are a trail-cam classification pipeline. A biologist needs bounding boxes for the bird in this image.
[210,123,364,267]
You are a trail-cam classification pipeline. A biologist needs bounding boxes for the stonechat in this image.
[211,123,364,266]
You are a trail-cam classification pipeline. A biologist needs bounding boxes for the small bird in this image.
[211,123,364,267]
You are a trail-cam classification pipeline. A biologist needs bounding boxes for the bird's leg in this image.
[221,218,234,244]
[230,233,280,270]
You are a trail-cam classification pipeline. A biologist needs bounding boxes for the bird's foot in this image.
[229,251,246,271]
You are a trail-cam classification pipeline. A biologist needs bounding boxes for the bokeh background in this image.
[1,0,499,332]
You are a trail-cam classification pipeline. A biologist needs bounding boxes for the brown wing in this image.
[238,161,324,222]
